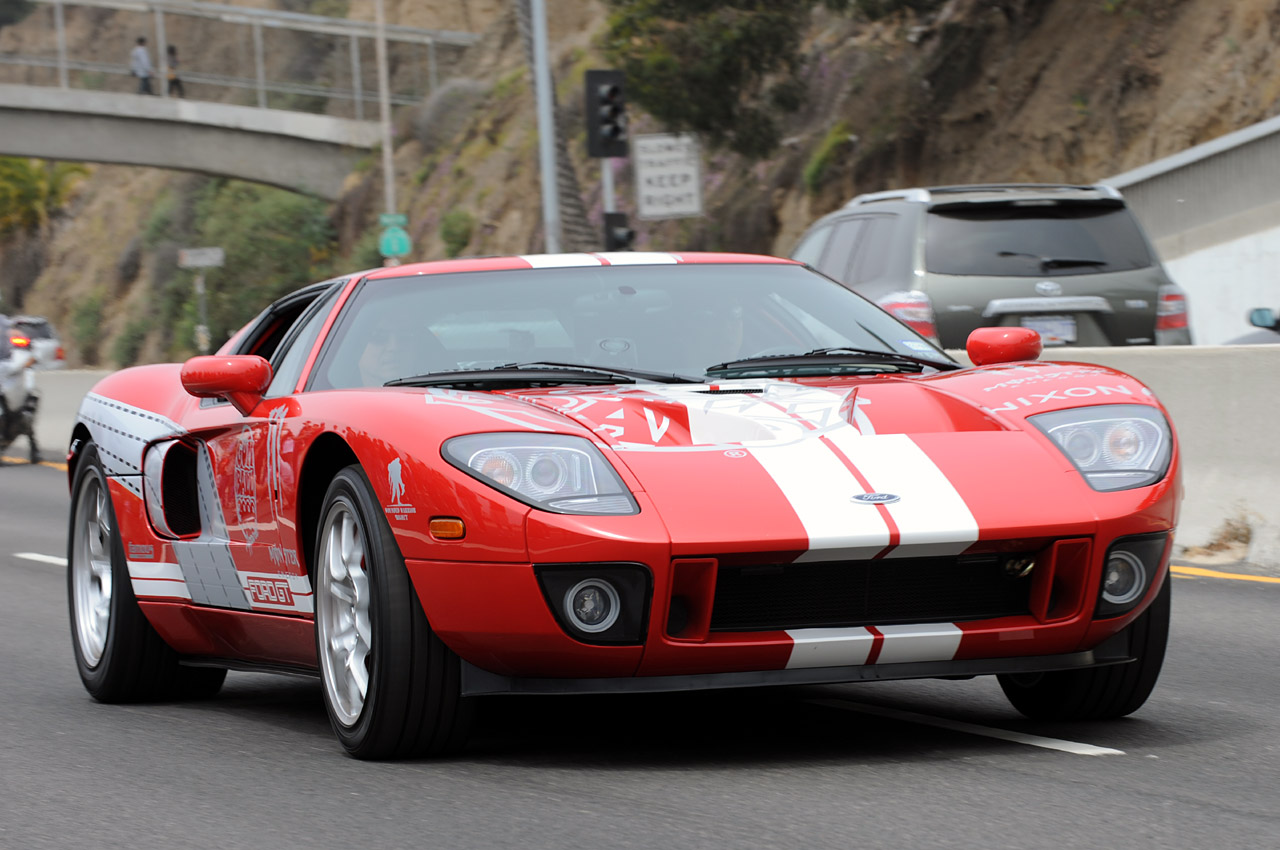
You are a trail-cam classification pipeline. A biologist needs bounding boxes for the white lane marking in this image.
[809,698,1126,756]
[14,552,67,566]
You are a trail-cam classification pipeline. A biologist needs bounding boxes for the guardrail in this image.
[25,345,1280,567]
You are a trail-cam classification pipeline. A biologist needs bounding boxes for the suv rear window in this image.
[925,204,1153,276]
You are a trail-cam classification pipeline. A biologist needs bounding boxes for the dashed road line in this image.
[14,552,68,566]
[808,698,1126,756]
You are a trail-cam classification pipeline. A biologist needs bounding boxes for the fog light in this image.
[1102,550,1146,606]
[564,579,620,633]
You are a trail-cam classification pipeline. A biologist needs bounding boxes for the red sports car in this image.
[67,253,1178,759]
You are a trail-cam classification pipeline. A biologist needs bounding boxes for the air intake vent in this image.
[696,388,763,395]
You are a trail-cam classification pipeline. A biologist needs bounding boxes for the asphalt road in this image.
[2,460,1278,849]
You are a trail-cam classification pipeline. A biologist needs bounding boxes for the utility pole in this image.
[375,0,400,265]
[530,0,561,253]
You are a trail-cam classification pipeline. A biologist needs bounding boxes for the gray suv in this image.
[791,183,1192,349]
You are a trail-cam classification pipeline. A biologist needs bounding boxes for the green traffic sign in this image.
[379,226,412,258]
[379,213,408,228]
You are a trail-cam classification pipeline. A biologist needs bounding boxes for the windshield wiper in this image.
[706,346,957,376]
[997,250,1106,269]
[499,361,702,383]
[384,361,699,389]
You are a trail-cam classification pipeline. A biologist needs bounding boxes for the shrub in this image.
[112,317,151,367]
[71,291,104,365]
[440,209,473,258]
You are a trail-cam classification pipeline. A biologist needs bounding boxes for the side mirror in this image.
[1248,307,1277,330]
[966,327,1042,366]
[181,355,272,415]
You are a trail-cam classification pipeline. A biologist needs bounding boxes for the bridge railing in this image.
[1,0,482,119]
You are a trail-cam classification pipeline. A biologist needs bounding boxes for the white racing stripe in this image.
[824,431,979,558]
[874,623,964,664]
[594,252,678,265]
[520,253,602,268]
[785,628,875,669]
[14,552,67,566]
[752,438,889,561]
[785,623,962,669]
[127,560,192,600]
[809,699,1126,756]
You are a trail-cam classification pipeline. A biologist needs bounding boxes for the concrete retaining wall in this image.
[28,347,1280,565]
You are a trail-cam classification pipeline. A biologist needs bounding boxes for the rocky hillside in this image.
[3,0,1279,366]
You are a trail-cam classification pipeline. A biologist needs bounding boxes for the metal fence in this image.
[1,0,482,119]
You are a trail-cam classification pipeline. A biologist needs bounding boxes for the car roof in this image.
[844,183,1125,209]
[363,252,797,281]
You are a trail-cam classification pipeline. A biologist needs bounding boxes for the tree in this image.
[602,0,945,159]
[0,1,35,28]
[0,157,89,235]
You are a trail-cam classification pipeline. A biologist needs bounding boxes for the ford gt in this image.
[66,252,1178,759]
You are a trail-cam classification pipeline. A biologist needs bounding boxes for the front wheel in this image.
[68,443,225,701]
[998,575,1171,720]
[315,466,472,759]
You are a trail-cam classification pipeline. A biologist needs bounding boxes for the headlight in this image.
[442,433,638,515]
[1030,404,1172,491]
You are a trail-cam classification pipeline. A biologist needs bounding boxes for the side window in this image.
[792,225,832,267]
[849,215,896,285]
[265,285,344,398]
[815,218,866,283]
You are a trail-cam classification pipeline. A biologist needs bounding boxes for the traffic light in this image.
[586,69,628,158]
[604,212,635,251]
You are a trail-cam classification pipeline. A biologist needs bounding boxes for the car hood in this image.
[500,363,1156,559]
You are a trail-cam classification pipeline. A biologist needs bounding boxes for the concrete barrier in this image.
[27,347,1280,565]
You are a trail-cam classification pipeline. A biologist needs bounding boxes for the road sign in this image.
[379,226,412,258]
[178,247,225,269]
[634,134,702,221]
[379,213,408,228]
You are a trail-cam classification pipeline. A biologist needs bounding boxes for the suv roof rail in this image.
[847,183,1125,207]
[845,188,931,207]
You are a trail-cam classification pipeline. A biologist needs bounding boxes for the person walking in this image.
[130,36,155,95]
[166,44,185,98]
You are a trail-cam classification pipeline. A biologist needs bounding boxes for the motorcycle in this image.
[1,347,40,464]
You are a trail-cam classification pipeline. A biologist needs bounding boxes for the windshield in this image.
[311,263,949,390]
[925,204,1154,276]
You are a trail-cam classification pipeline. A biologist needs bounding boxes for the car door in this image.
[177,281,346,615]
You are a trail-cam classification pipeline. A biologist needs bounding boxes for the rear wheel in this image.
[999,575,1170,720]
[315,466,472,759]
[68,443,225,701]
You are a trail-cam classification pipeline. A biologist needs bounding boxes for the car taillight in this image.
[876,290,940,345]
[10,335,30,348]
[1156,283,1188,331]
[56,346,65,361]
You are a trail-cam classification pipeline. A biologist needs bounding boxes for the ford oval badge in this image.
[1035,280,1062,297]
[852,492,900,505]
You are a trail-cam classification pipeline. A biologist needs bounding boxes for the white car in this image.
[10,315,65,370]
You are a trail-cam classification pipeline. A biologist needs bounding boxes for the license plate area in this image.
[1020,315,1076,345]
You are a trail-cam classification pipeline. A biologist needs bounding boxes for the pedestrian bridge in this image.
[0,83,380,200]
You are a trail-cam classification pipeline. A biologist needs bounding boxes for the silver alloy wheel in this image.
[317,500,373,727]
[71,473,113,667]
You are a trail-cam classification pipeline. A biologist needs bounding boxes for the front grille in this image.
[710,555,1032,632]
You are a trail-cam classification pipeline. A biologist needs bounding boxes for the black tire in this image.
[68,443,225,702]
[314,465,473,759]
[998,575,1171,720]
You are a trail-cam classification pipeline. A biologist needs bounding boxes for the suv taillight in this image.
[1156,283,1188,331]
[877,290,940,345]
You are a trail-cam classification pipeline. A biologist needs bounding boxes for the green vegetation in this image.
[602,1,942,159]
[142,190,177,248]
[112,317,151,368]
[804,121,851,194]
[491,68,526,101]
[71,291,104,366]
[0,157,88,235]
[440,209,474,258]
[351,228,385,270]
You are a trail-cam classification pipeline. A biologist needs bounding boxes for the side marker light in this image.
[429,517,466,540]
